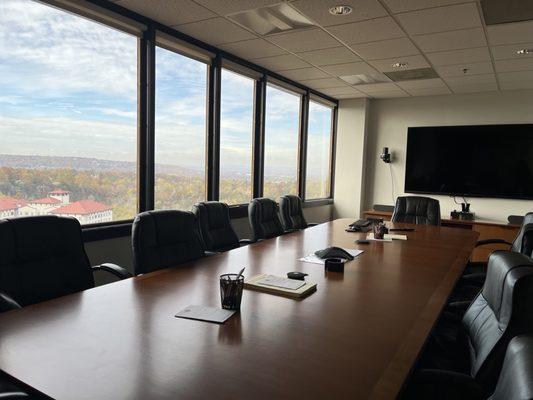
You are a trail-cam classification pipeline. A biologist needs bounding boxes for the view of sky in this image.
[0,0,332,181]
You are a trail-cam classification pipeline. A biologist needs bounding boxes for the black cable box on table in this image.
[450,210,475,221]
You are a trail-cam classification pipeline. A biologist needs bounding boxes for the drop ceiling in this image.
[112,0,533,99]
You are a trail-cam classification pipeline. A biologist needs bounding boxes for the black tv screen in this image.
[405,124,533,200]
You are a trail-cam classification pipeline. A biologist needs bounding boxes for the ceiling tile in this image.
[278,67,331,80]
[252,54,310,71]
[412,27,486,52]
[396,78,446,89]
[449,82,498,93]
[220,38,285,58]
[336,93,368,98]
[177,17,256,45]
[299,78,347,89]
[369,54,429,72]
[405,87,452,96]
[495,58,533,73]
[396,3,481,35]
[117,0,216,26]
[320,86,365,95]
[498,70,533,83]
[193,0,281,15]
[296,47,361,66]
[486,20,533,46]
[327,17,405,45]
[499,80,533,90]
[443,73,497,86]
[426,47,491,66]
[322,62,377,76]
[267,28,340,52]
[371,90,410,98]
[436,62,494,77]
[382,0,472,14]
[491,43,533,60]
[355,82,400,92]
[290,0,387,27]
[350,38,419,60]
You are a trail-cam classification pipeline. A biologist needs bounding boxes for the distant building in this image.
[0,190,112,224]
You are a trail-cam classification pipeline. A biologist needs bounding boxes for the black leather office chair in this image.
[489,336,533,400]
[0,216,131,310]
[193,201,252,252]
[132,210,206,275]
[465,212,533,277]
[404,251,533,399]
[279,195,318,231]
[0,391,29,399]
[391,196,441,226]
[248,198,293,242]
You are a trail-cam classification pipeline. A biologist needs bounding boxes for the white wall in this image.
[333,98,370,219]
[364,89,533,221]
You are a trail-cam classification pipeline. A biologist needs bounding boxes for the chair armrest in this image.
[0,393,29,399]
[307,223,319,227]
[283,229,299,234]
[407,369,485,400]
[204,251,219,257]
[92,263,133,280]
[475,238,512,247]
[0,290,21,313]
[239,239,254,245]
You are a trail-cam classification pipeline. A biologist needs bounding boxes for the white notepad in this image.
[175,305,235,324]
[256,275,306,290]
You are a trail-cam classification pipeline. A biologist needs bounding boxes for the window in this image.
[154,47,208,209]
[219,69,254,205]
[306,101,333,199]
[0,0,138,225]
[263,85,301,200]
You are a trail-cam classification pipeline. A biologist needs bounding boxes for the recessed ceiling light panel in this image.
[328,5,353,16]
[391,62,408,68]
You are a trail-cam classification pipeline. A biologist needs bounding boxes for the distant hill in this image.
[0,154,202,176]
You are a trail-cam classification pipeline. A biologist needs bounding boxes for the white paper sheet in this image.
[175,305,235,324]
[256,275,306,290]
[299,248,364,265]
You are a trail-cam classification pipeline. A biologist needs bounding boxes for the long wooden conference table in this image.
[0,219,479,399]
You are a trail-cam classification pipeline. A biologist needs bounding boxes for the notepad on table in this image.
[175,305,235,324]
[367,233,407,241]
[244,274,317,298]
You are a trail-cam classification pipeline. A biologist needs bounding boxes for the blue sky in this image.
[0,0,331,177]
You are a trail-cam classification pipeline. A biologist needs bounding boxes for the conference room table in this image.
[0,219,479,399]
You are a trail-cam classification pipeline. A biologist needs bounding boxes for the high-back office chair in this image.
[132,210,205,275]
[193,201,252,252]
[248,198,288,242]
[489,336,533,400]
[391,196,441,225]
[0,216,131,310]
[279,195,318,231]
[406,251,533,399]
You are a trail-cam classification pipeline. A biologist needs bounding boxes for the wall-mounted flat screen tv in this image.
[405,124,533,200]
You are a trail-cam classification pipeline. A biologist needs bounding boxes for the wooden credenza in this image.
[363,210,520,262]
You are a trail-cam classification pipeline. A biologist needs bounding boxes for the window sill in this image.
[82,220,133,242]
[303,198,333,208]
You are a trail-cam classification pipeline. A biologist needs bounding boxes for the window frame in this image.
[6,0,338,239]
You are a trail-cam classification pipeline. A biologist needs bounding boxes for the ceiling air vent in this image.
[385,67,439,82]
[227,3,315,36]
[481,0,533,25]
[339,73,390,85]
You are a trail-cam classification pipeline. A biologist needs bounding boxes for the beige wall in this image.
[333,98,370,219]
[364,89,533,221]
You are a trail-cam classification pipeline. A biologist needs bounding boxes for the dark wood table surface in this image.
[0,219,478,400]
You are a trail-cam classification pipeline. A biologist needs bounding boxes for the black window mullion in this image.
[329,106,338,199]
[207,55,221,201]
[298,91,309,201]
[252,76,266,199]
[138,27,155,212]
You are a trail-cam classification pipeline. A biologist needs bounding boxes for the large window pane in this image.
[306,101,333,199]
[219,69,254,205]
[155,47,207,209]
[0,0,137,225]
[263,85,301,200]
